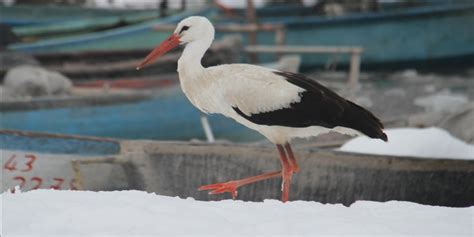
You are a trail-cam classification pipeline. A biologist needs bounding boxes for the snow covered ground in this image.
[340,127,474,159]
[2,189,472,236]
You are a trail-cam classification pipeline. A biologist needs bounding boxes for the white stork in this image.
[137,16,387,202]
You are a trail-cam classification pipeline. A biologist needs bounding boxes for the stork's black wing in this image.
[233,71,387,141]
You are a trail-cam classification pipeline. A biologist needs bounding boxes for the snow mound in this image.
[2,190,472,236]
[414,90,469,113]
[340,127,474,159]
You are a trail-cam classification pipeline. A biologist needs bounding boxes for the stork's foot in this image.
[199,144,299,203]
[199,181,239,199]
[199,170,282,200]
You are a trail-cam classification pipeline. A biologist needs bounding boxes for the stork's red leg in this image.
[199,170,281,199]
[285,143,299,173]
[277,144,293,203]
[199,143,299,202]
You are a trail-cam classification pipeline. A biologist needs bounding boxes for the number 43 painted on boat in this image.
[4,154,37,172]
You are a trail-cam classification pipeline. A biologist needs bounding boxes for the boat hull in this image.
[7,8,212,53]
[1,130,473,207]
[0,4,161,26]
[0,86,261,142]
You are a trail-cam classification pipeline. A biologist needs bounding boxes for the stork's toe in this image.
[199,181,239,199]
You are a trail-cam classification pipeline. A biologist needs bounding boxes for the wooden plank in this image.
[153,23,285,32]
[245,45,363,54]
[245,45,363,85]
[73,77,175,90]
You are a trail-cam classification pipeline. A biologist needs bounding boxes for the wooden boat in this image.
[0,4,162,27]
[12,16,148,41]
[0,36,239,88]
[9,2,473,69]
[1,129,472,207]
[246,2,474,69]
[7,7,213,53]
[32,35,242,80]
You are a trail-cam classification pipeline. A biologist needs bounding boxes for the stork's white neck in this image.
[176,39,216,113]
[177,40,211,79]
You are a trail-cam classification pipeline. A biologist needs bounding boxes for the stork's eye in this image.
[179,26,190,34]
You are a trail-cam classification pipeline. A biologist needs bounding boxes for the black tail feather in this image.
[343,101,388,142]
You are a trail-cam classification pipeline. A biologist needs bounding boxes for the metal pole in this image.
[274,27,286,60]
[200,114,215,143]
[348,52,361,87]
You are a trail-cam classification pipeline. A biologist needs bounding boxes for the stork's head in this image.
[137,16,215,70]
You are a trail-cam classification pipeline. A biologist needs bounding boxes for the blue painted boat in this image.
[0,86,261,142]
[12,16,144,40]
[8,2,473,69]
[249,2,474,69]
[0,4,162,26]
[7,7,213,53]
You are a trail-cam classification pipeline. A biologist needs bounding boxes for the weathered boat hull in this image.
[1,130,121,191]
[1,130,473,207]
[116,141,474,207]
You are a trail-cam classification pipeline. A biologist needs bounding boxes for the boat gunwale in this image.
[0,129,121,156]
[11,10,165,38]
[256,3,474,27]
[137,141,474,169]
[1,129,473,167]
[0,129,118,143]
[0,87,163,112]
[0,4,162,24]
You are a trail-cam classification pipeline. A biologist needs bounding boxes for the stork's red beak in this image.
[136,33,181,70]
